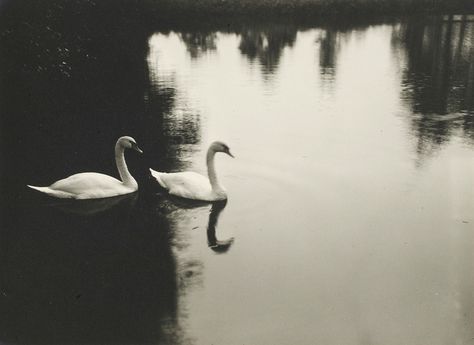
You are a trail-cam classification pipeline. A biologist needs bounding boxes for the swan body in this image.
[150,141,233,201]
[152,171,225,201]
[28,136,143,199]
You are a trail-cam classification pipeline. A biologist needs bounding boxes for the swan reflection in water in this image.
[207,200,234,253]
[163,196,235,253]
[47,192,138,215]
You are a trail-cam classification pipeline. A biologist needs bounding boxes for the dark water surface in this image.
[1,5,473,345]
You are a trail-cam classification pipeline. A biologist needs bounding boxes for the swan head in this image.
[117,136,143,154]
[210,141,234,158]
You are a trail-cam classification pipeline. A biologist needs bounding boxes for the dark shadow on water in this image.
[0,2,203,344]
[0,191,195,345]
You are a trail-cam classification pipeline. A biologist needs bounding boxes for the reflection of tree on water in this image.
[393,15,474,157]
[317,28,341,88]
[319,29,339,76]
[238,25,297,78]
[146,35,203,173]
[179,31,217,58]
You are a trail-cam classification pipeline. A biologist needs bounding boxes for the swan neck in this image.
[206,148,221,190]
[115,143,136,187]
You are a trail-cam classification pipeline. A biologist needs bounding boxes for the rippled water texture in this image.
[1,11,473,345]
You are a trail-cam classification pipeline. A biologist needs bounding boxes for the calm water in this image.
[1,9,474,345]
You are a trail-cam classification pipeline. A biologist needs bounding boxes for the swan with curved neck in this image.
[150,141,234,201]
[27,136,143,199]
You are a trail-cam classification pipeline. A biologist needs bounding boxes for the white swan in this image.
[150,141,234,201]
[27,136,143,199]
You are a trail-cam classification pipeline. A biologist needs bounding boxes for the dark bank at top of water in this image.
[3,0,474,22]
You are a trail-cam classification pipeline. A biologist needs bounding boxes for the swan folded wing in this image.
[49,172,127,199]
[159,172,214,200]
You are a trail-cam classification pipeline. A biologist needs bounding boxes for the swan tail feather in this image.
[27,185,51,193]
[27,185,75,198]
[149,169,167,189]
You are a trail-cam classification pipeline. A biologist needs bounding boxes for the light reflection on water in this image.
[146,19,474,345]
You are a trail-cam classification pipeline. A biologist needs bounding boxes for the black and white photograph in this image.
[0,0,473,344]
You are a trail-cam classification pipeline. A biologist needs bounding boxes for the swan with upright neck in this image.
[150,141,234,201]
[27,136,143,199]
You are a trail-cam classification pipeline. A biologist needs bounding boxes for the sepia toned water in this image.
[0,12,473,345]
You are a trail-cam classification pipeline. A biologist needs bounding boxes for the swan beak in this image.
[132,143,143,154]
[226,150,235,158]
